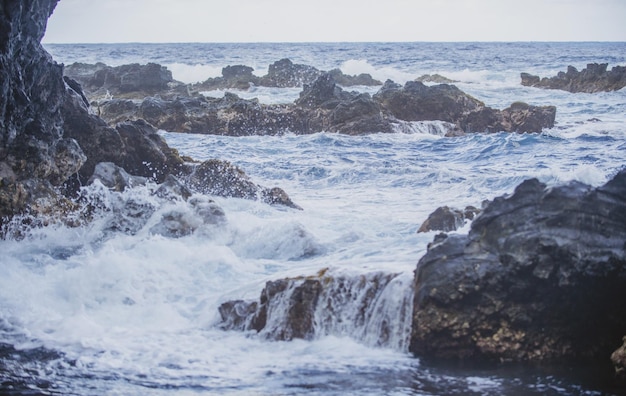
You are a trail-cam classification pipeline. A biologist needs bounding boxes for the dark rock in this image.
[218,270,410,346]
[0,0,82,222]
[416,74,459,84]
[0,0,299,231]
[521,63,626,93]
[410,170,626,363]
[186,159,302,209]
[154,174,192,201]
[328,68,382,86]
[612,336,626,380]
[261,58,322,88]
[375,81,484,123]
[417,205,481,233]
[196,64,261,91]
[64,62,177,98]
[88,162,147,192]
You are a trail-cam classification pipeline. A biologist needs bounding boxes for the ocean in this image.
[1,42,625,395]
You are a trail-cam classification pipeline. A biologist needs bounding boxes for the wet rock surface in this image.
[417,205,481,233]
[521,63,626,93]
[410,170,626,363]
[89,71,556,136]
[0,0,300,230]
[218,270,413,348]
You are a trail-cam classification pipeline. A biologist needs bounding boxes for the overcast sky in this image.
[43,0,626,43]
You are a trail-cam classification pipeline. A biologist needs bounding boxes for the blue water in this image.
[1,42,625,395]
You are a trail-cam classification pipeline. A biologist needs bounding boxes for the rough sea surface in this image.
[1,42,625,395]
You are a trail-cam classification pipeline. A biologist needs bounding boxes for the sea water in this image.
[1,42,625,395]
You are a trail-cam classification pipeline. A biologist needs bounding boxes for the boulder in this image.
[328,68,382,87]
[375,80,556,134]
[410,170,626,363]
[64,62,181,99]
[521,63,626,93]
[218,270,411,348]
[186,159,302,209]
[417,205,481,233]
[260,58,322,88]
[612,336,626,380]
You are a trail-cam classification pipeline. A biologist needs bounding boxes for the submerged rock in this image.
[410,170,626,363]
[521,63,626,93]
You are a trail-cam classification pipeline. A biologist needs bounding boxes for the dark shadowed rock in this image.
[0,0,300,231]
[218,270,410,347]
[328,68,382,86]
[521,63,626,93]
[410,170,626,363]
[261,58,322,88]
[64,62,180,99]
[612,336,626,380]
[186,159,302,209]
[417,205,481,233]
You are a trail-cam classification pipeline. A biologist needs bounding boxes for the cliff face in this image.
[0,0,298,228]
[0,0,87,220]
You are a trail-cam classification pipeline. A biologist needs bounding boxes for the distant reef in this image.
[521,63,626,93]
[64,61,556,137]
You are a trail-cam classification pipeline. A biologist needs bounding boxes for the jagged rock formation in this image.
[417,205,481,233]
[612,336,626,380]
[219,270,414,350]
[0,0,300,232]
[521,63,626,93]
[410,170,626,363]
[92,73,556,136]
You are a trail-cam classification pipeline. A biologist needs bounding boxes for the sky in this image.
[43,0,626,43]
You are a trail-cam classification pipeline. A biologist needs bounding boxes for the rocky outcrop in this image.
[410,170,626,363]
[521,63,626,93]
[0,0,300,232]
[64,61,187,100]
[417,205,480,233]
[375,81,556,134]
[94,74,556,136]
[612,336,626,380]
[218,269,414,349]
[0,0,80,222]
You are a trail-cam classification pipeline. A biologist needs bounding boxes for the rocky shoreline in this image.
[521,63,626,93]
[64,60,556,136]
[1,0,625,388]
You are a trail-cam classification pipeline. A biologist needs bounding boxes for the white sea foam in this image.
[165,63,223,84]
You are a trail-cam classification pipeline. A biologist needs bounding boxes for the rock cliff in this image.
[0,0,299,232]
[410,170,626,363]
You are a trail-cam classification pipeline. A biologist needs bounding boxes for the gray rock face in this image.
[521,63,626,93]
[410,170,626,363]
[0,0,300,230]
[94,73,556,137]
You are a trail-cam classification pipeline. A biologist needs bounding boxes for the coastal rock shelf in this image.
[411,170,626,362]
[65,61,557,136]
[521,63,626,93]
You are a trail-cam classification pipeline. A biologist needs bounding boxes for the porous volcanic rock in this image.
[521,63,626,93]
[0,0,301,231]
[410,170,626,363]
